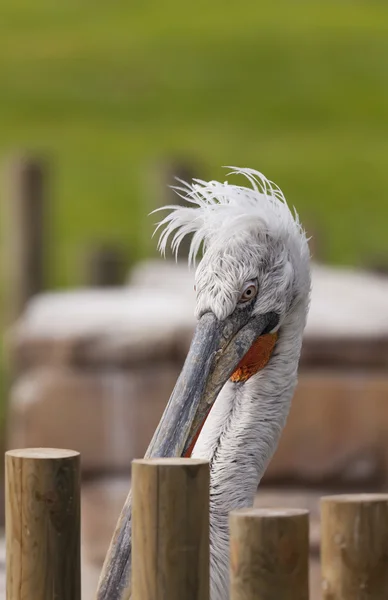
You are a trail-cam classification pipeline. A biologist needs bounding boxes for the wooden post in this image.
[2,156,47,324]
[132,458,209,600]
[144,159,201,259]
[83,242,128,287]
[321,494,388,599]
[229,508,309,600]
[5,448,81,600]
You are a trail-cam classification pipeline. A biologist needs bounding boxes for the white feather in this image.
[152,166,306,267]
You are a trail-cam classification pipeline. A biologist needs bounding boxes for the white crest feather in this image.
[152,166,307,267]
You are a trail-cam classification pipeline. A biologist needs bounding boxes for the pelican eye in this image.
[238,281,258,304]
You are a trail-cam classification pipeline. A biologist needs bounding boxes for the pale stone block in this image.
[266,371,388,485]
[7,364,180,472]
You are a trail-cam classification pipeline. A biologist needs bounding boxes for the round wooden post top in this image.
[132,457,208,466]
[321,493,388,504]
[6,448,80,459]
[230,507,309,518]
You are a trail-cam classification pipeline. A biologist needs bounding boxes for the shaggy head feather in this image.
[153,167,311,323]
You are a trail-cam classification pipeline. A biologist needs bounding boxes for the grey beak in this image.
[95,308,279,600]
[144,309,278,460]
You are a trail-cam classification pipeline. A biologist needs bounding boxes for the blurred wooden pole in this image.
[144,159,200,259]
[321,494,388,599]
[132,458,210,600]
[2,156,47,324]
[5,448,81,600]
[83,242,128,287]
[229,508,309,600]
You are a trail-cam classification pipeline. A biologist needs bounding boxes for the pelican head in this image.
[146,166,311,461]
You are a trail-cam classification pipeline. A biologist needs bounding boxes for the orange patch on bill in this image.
[230,331,278,383]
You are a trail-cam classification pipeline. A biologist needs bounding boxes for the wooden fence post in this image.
[5,448,81,600]
[229,508,309,600]
[2,156,47,324]
[83,242,128,287]
[144,159,200,259]
[132,458,209,600]
[321,494,388,599]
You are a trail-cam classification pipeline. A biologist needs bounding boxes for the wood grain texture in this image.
[5,448,81,600]
[229,508,309,600]
[132,458,209,600]
[321,494,388,600]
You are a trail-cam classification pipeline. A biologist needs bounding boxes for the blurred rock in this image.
[266,371,388,485]
[6,283,195,374]
[7,364,178,473]
[7,261,388,372]
[5,260,388,487]
[8,367,388,486]
[81,476,131,565]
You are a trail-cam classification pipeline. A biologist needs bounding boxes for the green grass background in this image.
[0,0,387,483]
[0,0,387,504]
[1,0,388,289]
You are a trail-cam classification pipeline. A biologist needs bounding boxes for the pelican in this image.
[97,167,311,600]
